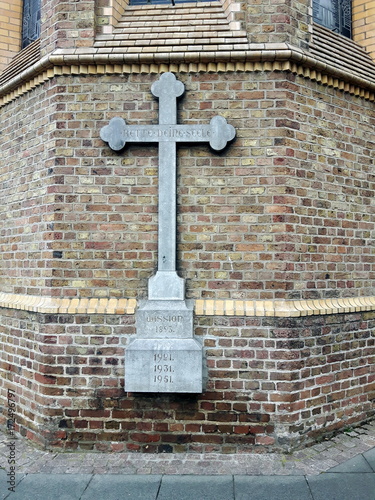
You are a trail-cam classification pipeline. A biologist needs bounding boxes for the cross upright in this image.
[100,72,235,302]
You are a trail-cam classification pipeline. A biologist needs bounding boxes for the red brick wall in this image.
[0,307,373,452]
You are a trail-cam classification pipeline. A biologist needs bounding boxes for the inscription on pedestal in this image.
[148,315,184,336]
[125,338,203,393]
[153,352,175,386]
[137,300,193,339]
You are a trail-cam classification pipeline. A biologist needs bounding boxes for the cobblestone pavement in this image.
[0,420,374,476]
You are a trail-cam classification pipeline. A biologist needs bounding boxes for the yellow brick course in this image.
[0,0,22,72]
[0,292,374,317]
[353,0,375,59]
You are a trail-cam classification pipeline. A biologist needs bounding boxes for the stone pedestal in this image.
[125,300,203,393]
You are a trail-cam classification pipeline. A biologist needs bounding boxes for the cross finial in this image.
[151,72,185,125]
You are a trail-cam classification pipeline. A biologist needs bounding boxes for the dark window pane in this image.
[22,0,41,49]
[313,0,352,38]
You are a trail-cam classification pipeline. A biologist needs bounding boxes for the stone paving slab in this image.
[0,468,8,500]
[2,473,91,500]
[157,475,234,500]
[364,448,375,472]
[2,472,374,500]
[234,476,314,500]
[81,474,162,500]
[307,472,375,500]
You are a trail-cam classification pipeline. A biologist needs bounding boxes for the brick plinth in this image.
[0,307,373,452]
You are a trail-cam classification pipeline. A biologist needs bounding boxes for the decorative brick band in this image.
[195,297,375,317]
[1,45,375,107]
[0,293,136,315]
[1,292,374,317]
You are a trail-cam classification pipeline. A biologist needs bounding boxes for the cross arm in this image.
[100,116,235,152]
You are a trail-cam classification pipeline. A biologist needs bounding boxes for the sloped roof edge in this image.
[1,43,375,105]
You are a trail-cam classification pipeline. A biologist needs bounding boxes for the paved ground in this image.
[0,420,374,499]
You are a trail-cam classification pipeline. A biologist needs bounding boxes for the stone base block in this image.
[125,338,203,393]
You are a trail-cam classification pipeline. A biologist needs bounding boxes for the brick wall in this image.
[96,0,129,35]
[40,0,96,56]
[1,72,374,301]
[0,81,56,296]
[0,306,373,452]
[0,69,374,452]
[244,0,311,48]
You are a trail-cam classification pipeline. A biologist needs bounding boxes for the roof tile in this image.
[95,1,249,55]
[310,23,375,84]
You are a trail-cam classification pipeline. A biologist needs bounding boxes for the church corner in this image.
[0,0,374,454]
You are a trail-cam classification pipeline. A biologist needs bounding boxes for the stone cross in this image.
[100,73,235,393]
[100,72,235,301]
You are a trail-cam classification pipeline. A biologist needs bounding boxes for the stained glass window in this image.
[313,0,352,38]
[22,0,41,49]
